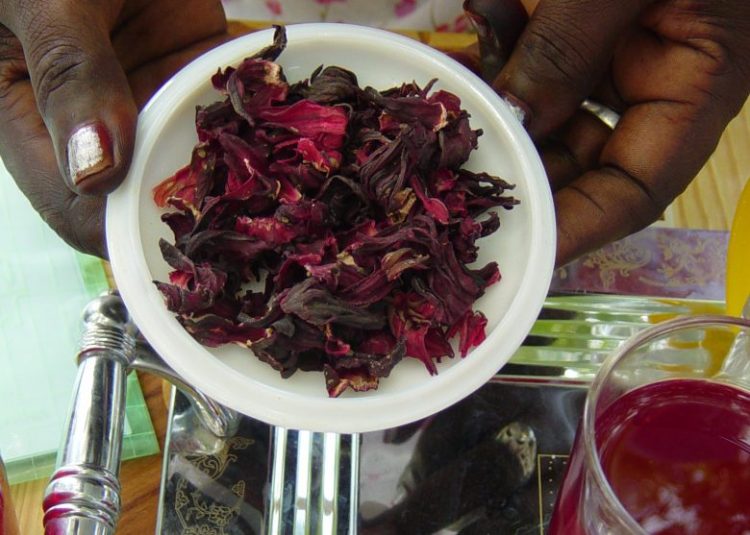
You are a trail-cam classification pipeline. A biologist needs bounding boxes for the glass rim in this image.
[581,313,750,533]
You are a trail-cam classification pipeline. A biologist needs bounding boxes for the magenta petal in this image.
[258,99,349,150]
[409,175,450,224]
[235,216,299,245]
[447,311,488,357]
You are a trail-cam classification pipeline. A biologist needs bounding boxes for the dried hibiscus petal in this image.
[155,239,227,314]
[153,25,518,397]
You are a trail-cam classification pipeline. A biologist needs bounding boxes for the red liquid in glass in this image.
[550,379,750,534]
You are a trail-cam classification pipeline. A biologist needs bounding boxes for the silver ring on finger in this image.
[579,98,621,130]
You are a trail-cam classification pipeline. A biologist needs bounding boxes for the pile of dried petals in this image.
[153,26,519,396]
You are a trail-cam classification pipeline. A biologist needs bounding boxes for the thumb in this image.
[493,0,650,139]
[2,2,137,195]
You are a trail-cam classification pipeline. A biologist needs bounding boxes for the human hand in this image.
[490,0,750,266]
[0,0,229,258]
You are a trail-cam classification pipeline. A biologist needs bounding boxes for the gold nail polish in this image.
[67,124,113,185]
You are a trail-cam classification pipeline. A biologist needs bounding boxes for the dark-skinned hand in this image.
[0,0,230,258]
[490,0,750,266]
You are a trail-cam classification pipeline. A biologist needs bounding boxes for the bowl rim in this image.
[106,22,556,432]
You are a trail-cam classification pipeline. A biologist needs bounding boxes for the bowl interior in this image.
[106,24,555,432]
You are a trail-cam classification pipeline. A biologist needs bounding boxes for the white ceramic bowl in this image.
[106,23,555,433]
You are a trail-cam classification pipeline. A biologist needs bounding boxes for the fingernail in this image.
[497,90,532,128]
[67,123,113,186]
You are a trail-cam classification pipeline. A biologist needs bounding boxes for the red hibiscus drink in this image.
[549,315,750,535]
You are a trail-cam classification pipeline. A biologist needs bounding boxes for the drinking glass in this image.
[549,314,750,534]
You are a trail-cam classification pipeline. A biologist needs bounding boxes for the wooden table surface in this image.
[9,22,750,535]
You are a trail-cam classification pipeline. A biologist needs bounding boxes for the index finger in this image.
[493,0,649,139]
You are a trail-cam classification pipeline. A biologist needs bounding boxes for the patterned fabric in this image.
[221,0,470,32]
